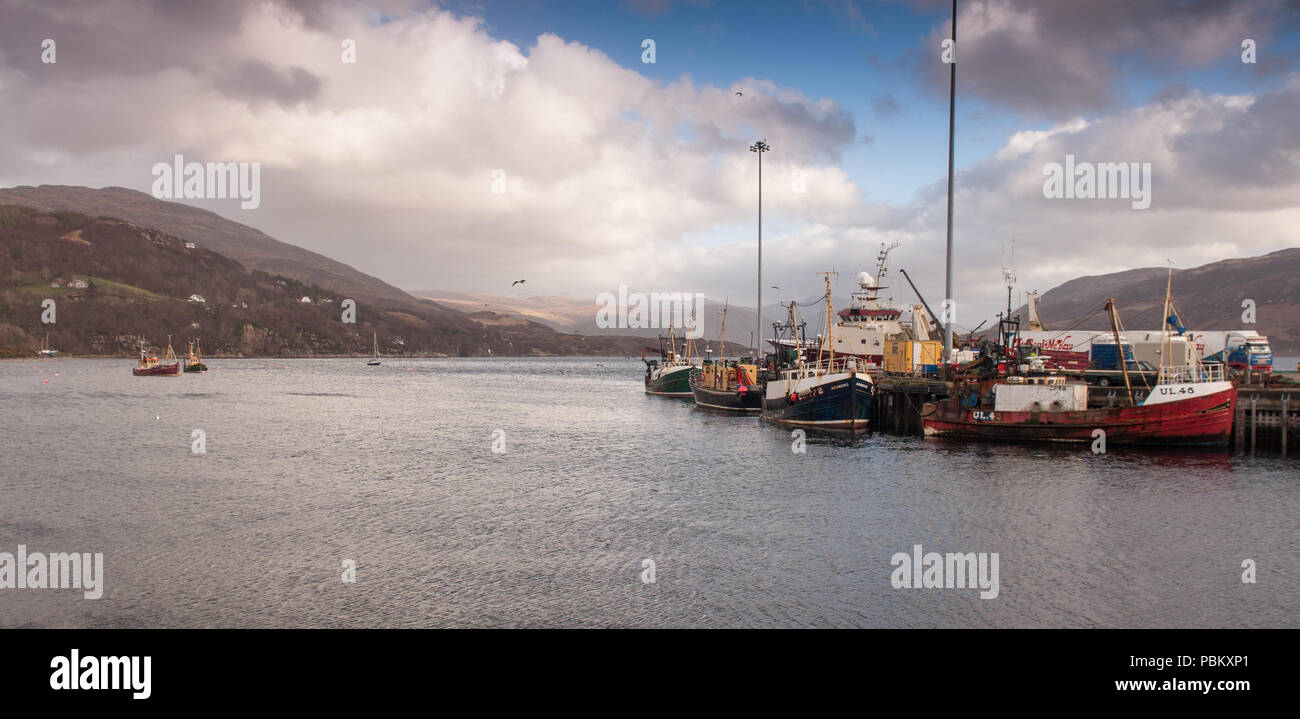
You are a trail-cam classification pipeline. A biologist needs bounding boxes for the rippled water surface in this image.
[1,357,1296,627]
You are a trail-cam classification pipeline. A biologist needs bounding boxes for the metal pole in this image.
[1251,393,1258,455]
[750,140,770,359]
[942,0,957,362]
[1282,394,1289,457]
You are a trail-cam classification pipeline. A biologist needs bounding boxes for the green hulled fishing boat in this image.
[643,325,699,397]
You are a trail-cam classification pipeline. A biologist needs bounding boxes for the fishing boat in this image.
[367,331,381,366]
[183,338,208,373]
[817,242,905,366]
[643,324,698,397]
[39,332,58,357]
[133,336,181,376]
[689,303,762,412]
[922,281,1237,446]
[760,273,874,430]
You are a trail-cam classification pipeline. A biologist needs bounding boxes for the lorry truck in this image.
[1185,330,1273,372]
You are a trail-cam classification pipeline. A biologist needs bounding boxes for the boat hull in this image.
[921,386,1236,446]
[762,372,873,430]
[690,380,763,413]
[645,364,694,397]
[133,363,180,376]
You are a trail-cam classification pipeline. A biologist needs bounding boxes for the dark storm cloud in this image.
[0,0,336,81]
[216,61,323,107]
[1174,79,1300,187]
[911,0,1300,118]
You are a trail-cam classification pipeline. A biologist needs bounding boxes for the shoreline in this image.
[1,353,642,361]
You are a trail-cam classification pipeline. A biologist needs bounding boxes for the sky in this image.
[1,0,1299,329]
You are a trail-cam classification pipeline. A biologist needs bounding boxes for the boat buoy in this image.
[789,392,798,402]
[44,379,49,384]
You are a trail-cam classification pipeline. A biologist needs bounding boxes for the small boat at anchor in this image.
[39,332,58,357]
[183,338,208,373]
[133,336,181,376]
[367,331,381,366]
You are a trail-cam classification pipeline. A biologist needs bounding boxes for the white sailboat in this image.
[39,332,58,357]
[367,331,381,365]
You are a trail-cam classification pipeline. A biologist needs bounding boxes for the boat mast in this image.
[942,0,957,364]
[1160,265,1173,374]
[1105,299,1135,406]
[719,300,728,360]
[819,271,836,377]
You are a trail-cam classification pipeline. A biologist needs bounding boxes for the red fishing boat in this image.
[921,368,1236,446]
[922,284,1238,447]
[133,336,181,376]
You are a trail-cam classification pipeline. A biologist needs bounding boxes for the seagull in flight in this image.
[512,279,526,287]
[735,91,743,97]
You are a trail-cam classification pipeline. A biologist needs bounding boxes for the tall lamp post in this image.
[942,0,957,363]
[750,139,770,358]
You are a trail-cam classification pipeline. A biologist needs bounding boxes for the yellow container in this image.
[884,339,942,374]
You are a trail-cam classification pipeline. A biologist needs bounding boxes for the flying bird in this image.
[735,91,743,97]
[512,279,526,287]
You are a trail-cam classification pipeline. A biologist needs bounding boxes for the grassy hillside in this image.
[0,205,648,357]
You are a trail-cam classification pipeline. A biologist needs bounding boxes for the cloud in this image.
[871,93,900,117]
[0,0,861,303]
[912,0,1300,118]
[0,0,1297,330]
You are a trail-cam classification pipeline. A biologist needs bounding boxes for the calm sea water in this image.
[1,357,1296,628]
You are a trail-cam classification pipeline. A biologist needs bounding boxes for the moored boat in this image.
[183,338,208,373]
[689,303,762,412]
[760,273,873,430]
[921,367,1236,446]
[922,285,1237,446]
[367,330,381,366]
[134,336,180,376]
[816,242,904,367]
[691,359,762,412]
[762,356,874,429]
[643,324,699,397]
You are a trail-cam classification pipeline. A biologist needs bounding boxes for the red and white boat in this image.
[922,364,1236,446]
[133,337,181,376]
[923,282,1238,447]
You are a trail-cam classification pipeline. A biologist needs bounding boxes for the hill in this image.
[0,205,649,357]
[0,185,430,311]
[409,289,849,351]
[1016,248,1300,353]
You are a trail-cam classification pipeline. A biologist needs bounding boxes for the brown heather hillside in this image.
[1014,248,1300,354]
[0,185,424,310]
[0,205,649,357]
